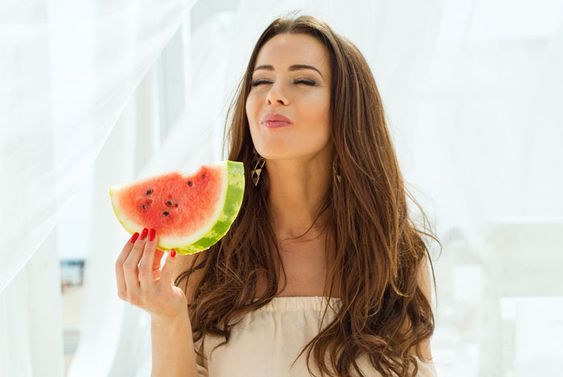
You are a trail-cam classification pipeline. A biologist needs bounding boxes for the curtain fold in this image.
[0,0,196,294]
[1,0,562,376]
[69,8,237,377]
[1,1,197,376]
[0,235,64,376]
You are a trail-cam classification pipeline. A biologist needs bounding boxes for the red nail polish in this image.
[140,228,148,240]
[129,232,139,244]
[149,228,155,241]
[170,249,176,258]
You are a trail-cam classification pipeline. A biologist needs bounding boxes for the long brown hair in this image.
[175,13,440,377]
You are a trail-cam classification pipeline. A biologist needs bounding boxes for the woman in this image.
[116,14,439,377]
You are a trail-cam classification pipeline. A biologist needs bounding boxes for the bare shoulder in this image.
[172,251,209,305]
[405,253,435,362]
[415,253,435,361]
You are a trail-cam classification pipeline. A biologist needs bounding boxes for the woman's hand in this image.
[115,228,188,320]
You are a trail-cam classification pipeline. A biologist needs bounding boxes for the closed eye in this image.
[250,79,317,87]
[250,80,268,87]
[295,79,317,86]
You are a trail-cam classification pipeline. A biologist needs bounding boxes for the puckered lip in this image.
[260,112,292,124]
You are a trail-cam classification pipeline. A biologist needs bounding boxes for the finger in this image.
[152,248,165,277]
[123,227,149,300]
[115,232,139,300]
[139,229,158,288]
[160,249,177,285]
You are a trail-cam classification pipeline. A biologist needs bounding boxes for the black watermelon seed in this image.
[163,211,169,217]
[141,199,152,210]
[187,180,193,187]
[166,200,173,207]
[146,189,153,195]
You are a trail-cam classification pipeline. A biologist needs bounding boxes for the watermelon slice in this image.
[109,160,245,255]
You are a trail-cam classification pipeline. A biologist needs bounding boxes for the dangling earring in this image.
[251,148,266,186]
[333,158,342,183]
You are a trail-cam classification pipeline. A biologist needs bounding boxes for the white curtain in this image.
[1,0,562,376]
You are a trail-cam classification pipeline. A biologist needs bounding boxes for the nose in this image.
[266,82,289,105]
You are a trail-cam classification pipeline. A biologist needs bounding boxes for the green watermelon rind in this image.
[109,160,245,255]
[174,160,245,255]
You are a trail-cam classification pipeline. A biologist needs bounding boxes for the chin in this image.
[254,144,287,160]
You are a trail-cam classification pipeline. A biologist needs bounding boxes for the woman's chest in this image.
[256,237,341,298]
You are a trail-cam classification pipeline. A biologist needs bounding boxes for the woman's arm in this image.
[151,312,198,377]
[151,252,207,377]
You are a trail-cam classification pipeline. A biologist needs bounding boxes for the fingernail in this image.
[140,228,148,240]
[149,228,156,242]
[129,232,139,244]
[170,249,176,258]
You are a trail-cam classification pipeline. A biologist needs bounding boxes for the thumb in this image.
[161,249,177,284]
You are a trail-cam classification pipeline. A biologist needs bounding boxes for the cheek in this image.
[296,102,331,147]
[245,97,253,123]
[246,91,258,114]
[312,96,332,145]
[306,94,331,130]
[245,96,261,145]
[246,94,262,127]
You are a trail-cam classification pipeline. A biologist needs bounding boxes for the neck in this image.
[266,154,332,242]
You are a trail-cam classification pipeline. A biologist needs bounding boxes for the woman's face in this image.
[246,33,332,160]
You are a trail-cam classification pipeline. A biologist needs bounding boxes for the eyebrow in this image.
[253,64,324,79]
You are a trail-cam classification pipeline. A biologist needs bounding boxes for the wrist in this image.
[151,310,189,327]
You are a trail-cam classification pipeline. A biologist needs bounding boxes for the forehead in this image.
[254,33,330,74]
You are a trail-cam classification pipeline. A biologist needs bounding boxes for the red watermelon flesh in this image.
[109,160,245,254]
